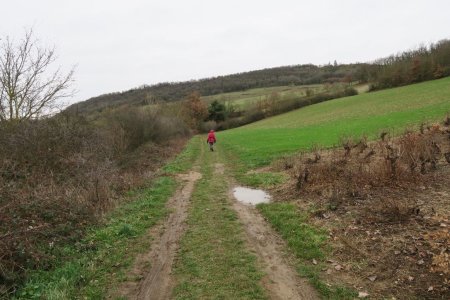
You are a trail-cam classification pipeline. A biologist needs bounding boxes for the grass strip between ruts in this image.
[173,139,267,299]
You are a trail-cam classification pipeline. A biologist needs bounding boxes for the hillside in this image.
[220,77,450,167]
[217,77,450,298]
[67,63,362,114]
[10,78,450,300]
[66,38,450,119]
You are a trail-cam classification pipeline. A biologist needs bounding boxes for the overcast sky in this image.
[2,0,449,105]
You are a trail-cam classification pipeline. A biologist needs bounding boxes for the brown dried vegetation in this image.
[0,107,190,295]
[291,125,448,208]
[274,119,450,298]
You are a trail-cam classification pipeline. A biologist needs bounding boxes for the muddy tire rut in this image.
[112,170,201,300]
[220,164,318,300]
[232,200,318,300]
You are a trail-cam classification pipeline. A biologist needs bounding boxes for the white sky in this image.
[2,0,449,105]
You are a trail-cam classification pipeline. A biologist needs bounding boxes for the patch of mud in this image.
[233,186,271,205]
[214,163,225,175]
[111,170,201,300]
[230,191,318,299]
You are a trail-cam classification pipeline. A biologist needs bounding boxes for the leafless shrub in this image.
[104,106,190,151]
[397,130,442,175]
[380,130,389,141]
[290,124,449,219]
[200,120,218,132]
[341,137,354,157]
[445,152,450,164]
[311,144,322,163]
[0,29,74,121]
[364,148,376,160]
[304,145,322,164]
[385,143,400,178]
[420,122,426,134]
[278,156,296,170]
[445,114,450,126]
[354,136,368,153]
[296,166,310,190]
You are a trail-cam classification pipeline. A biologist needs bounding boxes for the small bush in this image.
[104,106,190,151]
[444,114,450,126]
[200,120,218,132]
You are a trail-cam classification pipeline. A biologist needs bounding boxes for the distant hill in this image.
[67,38,450,116]
[67,63,363,115]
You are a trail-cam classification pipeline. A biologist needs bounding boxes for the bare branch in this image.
[0,29,75,121]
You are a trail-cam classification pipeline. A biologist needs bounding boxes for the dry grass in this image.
[277,120,450,222]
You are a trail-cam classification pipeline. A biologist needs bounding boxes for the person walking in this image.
[207,130,216,151]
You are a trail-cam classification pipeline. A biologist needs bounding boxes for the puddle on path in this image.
[233,187,271,205]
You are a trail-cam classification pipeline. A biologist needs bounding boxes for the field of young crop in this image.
[202,84,325,108]
[220,77,450,168]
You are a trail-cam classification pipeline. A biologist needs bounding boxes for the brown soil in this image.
[270,128,450,299]
[223,164,319,300]
[110,170,201,300]
[308,177,450,299]
[232,201,319,300]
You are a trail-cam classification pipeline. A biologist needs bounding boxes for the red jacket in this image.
[207,131,216,143]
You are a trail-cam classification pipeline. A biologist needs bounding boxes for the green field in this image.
[202,85,320,108]
[220,77,450,168]
[216,77,450,299]
[201,84,352,110]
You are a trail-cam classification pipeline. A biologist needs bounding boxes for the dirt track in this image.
[112,170,201,300]
[113,145,318,299]
[232,199,318,300]
[221,162,318,300]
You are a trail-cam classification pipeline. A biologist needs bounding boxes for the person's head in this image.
[210,130,214,133]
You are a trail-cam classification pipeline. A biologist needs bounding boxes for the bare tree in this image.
[0,30,74,121]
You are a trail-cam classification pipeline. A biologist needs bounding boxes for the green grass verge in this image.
[220,77,450,168]
[220,145,288,189]
[257,203,356,299]
[16,177,176,299]
[163,136,201,174]
[173,140,267,299]
[240,172,287,188]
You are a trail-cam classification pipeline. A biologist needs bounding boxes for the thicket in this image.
[358,39,450,89]
[0,106,190,296]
